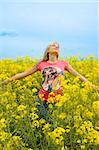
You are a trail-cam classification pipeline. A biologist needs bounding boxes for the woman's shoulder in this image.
[36,59,46,71]
[59,60,69,70]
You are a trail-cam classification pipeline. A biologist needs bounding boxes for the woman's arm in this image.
[66,64,88,82]
[2,63,38,85]
[66,64,98,92]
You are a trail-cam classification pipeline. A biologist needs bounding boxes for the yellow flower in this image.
[39,118,46,125]
[32,120,39,128]
[30,112,39,120]
[94,131,99,144]
[32,88,37,93]
[92,101,99,115]
[81,145,85,149]
[83,109,93,119]
[42,123,51,131]
[77,139,81,144]
[82,139,87,144]
[1,56,99,149]
[58,113,66,120]
[47,97,54,103]
[95,135,99,144]
[0,131,11,141]
[15,115,21,120]
[17,104,26,111]
[55,138,60,145]
[65,129,70,133]
[31,106,38,112]
[55,94,62,103]
[0,118,6,129]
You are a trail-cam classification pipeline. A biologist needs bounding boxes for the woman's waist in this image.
[38,87,62,103]
[38,87,62,95]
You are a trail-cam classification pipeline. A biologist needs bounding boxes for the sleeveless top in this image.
[36,60,69,102]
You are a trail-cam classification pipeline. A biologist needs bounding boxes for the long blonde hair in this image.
[42,42,59,61]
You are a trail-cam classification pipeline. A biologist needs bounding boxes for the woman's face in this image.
[48,43,59,54]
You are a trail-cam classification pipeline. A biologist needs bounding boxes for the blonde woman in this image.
[2,42,96,121]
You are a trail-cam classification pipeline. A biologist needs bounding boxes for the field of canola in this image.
[0,56,99,150]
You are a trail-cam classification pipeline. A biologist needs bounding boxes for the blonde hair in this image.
[42,42,59,61]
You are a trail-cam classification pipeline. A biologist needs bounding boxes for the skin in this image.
[2,44,97,92]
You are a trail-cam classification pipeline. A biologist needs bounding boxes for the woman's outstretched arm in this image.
[2,63,38,85]
[66,64,88,82]
[66,64,98,92]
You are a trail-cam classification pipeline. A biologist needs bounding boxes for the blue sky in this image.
[0,0,98,59]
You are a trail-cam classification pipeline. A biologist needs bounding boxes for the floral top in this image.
[36,60,69,102]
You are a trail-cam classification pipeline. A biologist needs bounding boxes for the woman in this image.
[2,42,96,121]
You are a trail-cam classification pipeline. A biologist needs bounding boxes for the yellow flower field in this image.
[0,56,99,150]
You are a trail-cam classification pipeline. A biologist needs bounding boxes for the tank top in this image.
[36,60,69,102]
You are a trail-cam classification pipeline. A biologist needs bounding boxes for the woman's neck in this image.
[48,54,58,63]
[47,58,58,63]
